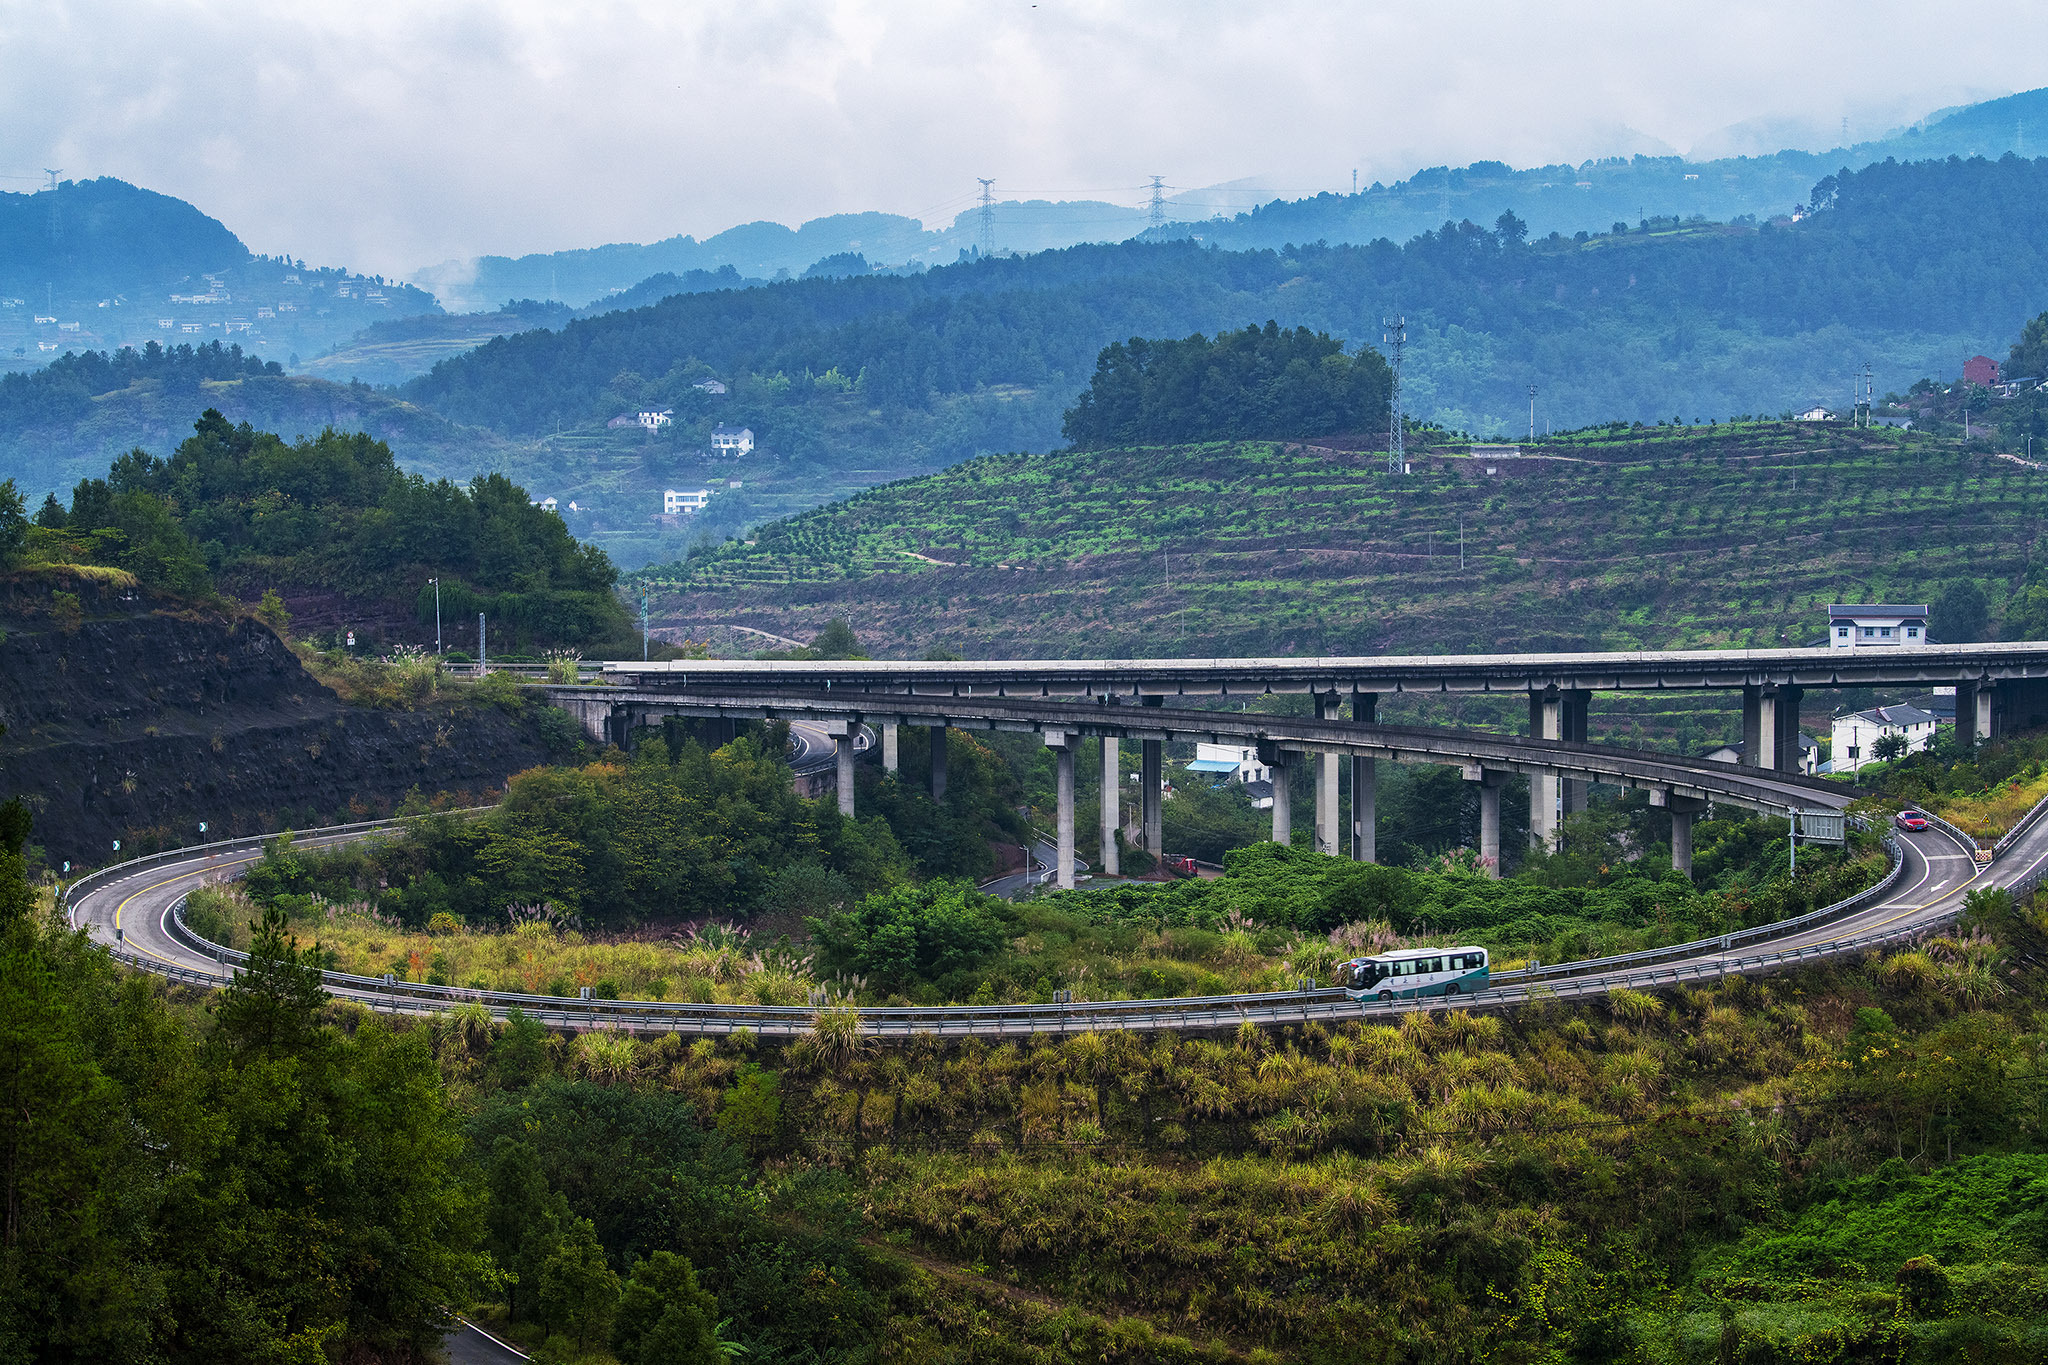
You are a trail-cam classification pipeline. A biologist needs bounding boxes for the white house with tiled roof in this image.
[1831,704,1940,774]
[1828,603,1929,649]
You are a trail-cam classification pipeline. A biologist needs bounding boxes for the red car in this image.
[1895,809,1930,832]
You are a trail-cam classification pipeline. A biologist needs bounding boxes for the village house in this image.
[1963,355,2001,387]
[1831,704,1941,774]
[1828,603,1930,649]
[664,488,713,515]
[711,424,755,456]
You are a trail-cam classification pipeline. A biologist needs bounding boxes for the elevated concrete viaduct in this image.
[550,644,2048,883]
[545,685,1856,888]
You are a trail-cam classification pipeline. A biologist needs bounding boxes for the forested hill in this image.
[0,177,247,296]
[403,155,2048,445]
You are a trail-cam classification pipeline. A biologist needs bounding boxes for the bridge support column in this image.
[1141,739,1163,855]
[1772,685,1805,772]
[1261,749,1294,843]
[882,723,899,773]
[1969,682,1997,745]
[1351,757,1377,862]
[1742,686,1764,767]
[1653,791,1709,876]
[1529,690,1561,851]
[1466,766,1504,878]
[930,728,949,799]
[1351,691,1378,862]
[1047,732,1076,891]
[1562,690,1590,814]
[1099,735,1121,877]
[831,725,856,817]
[1314,693,1340,855]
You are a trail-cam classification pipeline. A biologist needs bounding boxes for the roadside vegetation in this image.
[15,766,2048,1362]
[191,721,1885,1007]
[1856,726,2048,843]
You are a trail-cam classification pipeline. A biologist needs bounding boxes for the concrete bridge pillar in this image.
[1960,681,1996,745]
[1528,690,1561,850]
[1773,685,1805,772]
[1141,739,1163,855]
[1653,791,1709,875]
[1742,686,1764,767]
[882,723,899,773]
[930,728,949,799]
[1314,693,1340,855]
[828,721,856,816]
[1269,751,1292,845]
[1099,735,1121,876]
[1562,690,1591,814]
[1466,766,1504,877]
[1351,691,1378,863]
[1047,731,1076,891]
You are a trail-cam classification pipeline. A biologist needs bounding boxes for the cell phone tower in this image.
[1384,316,1406,474]
[977,178,996,258]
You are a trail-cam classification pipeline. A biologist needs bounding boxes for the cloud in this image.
[0,0,2039,279]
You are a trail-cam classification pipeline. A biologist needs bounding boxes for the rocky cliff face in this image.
[0,572,568,867]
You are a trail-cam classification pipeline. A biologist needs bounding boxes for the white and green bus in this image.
[1336,947,1491,1002]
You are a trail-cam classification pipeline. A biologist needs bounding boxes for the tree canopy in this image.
[1061,322,1392,446]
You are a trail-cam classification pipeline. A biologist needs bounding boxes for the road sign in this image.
[1797,810,1846,846]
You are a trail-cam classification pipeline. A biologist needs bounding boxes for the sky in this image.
[0,1,2039,280]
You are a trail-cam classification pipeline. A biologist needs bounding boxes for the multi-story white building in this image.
[663,488,713,515]
[1831,704,1940,773]
[711,424,755,456]
[1828,603,1930,649]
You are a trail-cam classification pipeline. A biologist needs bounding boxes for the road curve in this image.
[70,792,2023,1037]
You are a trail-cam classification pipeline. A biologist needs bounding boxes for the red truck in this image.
[1163,855,1199,878]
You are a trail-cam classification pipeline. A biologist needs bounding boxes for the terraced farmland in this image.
[643,422,2048,660]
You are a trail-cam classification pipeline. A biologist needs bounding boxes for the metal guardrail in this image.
[132,818,1938,1037]
[1993,785,2048,857]
[63,810,492,924]
[1493,823,1902,986]
[1919,808,1981,854]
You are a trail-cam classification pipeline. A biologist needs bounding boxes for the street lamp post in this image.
[429,577,441,654]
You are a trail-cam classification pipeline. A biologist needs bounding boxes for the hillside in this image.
[0,357,515,502]
[0,571,573,864]
[400,156,2048,466]
[641,422,2044,667]
[406,85,2048,310]
[0,177,439,370]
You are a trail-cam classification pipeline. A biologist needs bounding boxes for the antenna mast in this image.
[1383,316,1406,474]
[976,178,996,258]
[1146,175,1166,231]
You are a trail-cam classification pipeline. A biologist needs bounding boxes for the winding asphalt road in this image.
[70,794,2017,1035]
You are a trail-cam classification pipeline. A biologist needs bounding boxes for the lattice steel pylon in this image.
[1384,316,1406,473]
[977,178,996,258]
[1147,175,1166,230]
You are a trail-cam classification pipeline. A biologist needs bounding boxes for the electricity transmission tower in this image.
[1383,316,1406,473]
[1147,175,1167,230]
[977,178,996,258]
[43,168,61,245]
